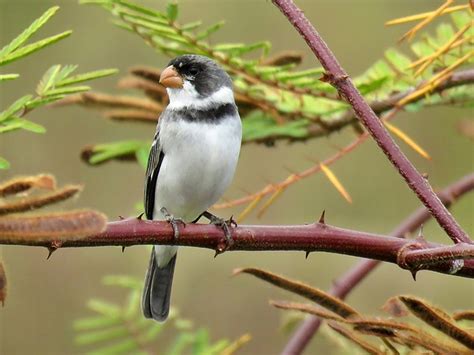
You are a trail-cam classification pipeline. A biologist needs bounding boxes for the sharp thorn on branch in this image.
[410,270,418,281]
[305,251,311,259]
[121,246,126,253]
[46,240,62,260]
[118,215,125,220]
[136,212,144,220]
[318,210,326,224]
[46,247,56,260]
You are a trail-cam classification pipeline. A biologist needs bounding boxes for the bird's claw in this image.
[207,213,236,249]
[160,207,185,239]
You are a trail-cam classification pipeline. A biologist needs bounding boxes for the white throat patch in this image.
[166,83,234,110]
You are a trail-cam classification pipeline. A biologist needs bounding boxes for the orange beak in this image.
[159,66,183,88]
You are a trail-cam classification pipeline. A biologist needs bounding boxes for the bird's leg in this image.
[160,207,185,239]
[202,211,236,245]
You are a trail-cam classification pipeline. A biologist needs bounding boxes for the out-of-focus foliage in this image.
[57,0,473,220]
[74,275,250,355]
[0,6,117,169]
[0,174,107,242]
[237,268,474,354]
[68,0,473,165]
[0,174,107,306]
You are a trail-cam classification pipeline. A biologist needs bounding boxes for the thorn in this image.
[46,240,62,260]
[137,212,144,220]
[47,247,56,260]
[422,172,429,180]
[121,246,126,253]
[410,269,418,281]
[319,72,332,83]
[305,251,311,259]
[118,215,125,220]
[318,210,326,224]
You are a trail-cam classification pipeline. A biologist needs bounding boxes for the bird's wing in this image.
[144,121,165,220]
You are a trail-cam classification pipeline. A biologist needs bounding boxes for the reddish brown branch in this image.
[282,173,474,355]
[271,0,471,245]
[1,216,473,278]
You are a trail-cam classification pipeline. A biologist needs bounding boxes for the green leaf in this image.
[123,290,140,319]
[0,31,72,66]
[36,65,62,96]
[215,41,271,57]
[56,68,117,87]
[192,328,210,354]
[25,95,66,110]
[275,67,325,82]
[75,327,128,345]
[357,76,389,95]
[196,21,225,40]
[87,299,121,317]
[242,112,309,141]
[74,316,122,331]
[384,48,412,72]
[0,120,23,133]
[451,10,471,30]
[102,275,142,289]
[120,14,176,34]
[0,6,60,58]
[0,95,32,122]
[436,23,455,45]
[0,157,10,169]
[116,0,166,19]
[136,145,150,169]
[166,333,195,355]
[141,322,166,342]
[16,118,46,133]
[45,85,90,96]
[89,140,146,164]
[56,64,78,82]
[0,74,19,82]
[181,21,202,31]
[166,2,178,22]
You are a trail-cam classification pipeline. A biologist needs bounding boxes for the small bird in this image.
[142,54,242,322]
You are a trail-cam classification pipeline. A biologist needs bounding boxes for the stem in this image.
[1,217,473,278]
[271,0,471,245]
[281,172,474,355]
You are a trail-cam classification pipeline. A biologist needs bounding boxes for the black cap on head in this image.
[168,55,232,97]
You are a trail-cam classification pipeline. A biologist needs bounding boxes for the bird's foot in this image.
[203,211,236,249]
[160,207,185,239]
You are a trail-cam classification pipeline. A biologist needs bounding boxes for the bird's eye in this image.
[188,68,199,76]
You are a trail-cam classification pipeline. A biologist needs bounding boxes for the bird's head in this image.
[159,55,234,109]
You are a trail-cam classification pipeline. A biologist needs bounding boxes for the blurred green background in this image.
[0,0,472,354]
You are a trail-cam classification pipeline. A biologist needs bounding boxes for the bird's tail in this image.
[142,246,177,322]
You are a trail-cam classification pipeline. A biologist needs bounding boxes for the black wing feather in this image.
[144,129,164,220]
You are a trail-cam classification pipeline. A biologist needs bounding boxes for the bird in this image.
[142,54,242,322]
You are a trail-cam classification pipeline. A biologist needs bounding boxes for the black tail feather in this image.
[142,247,177,322]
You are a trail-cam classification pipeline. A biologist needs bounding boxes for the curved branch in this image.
[271,0,471,245]
[281,173,474,355]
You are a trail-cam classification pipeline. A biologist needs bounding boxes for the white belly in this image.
[153,116,241,222]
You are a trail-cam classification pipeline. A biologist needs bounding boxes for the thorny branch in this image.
[270,0,472,245]
[1,212,473,278]
[282,172,474,355]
